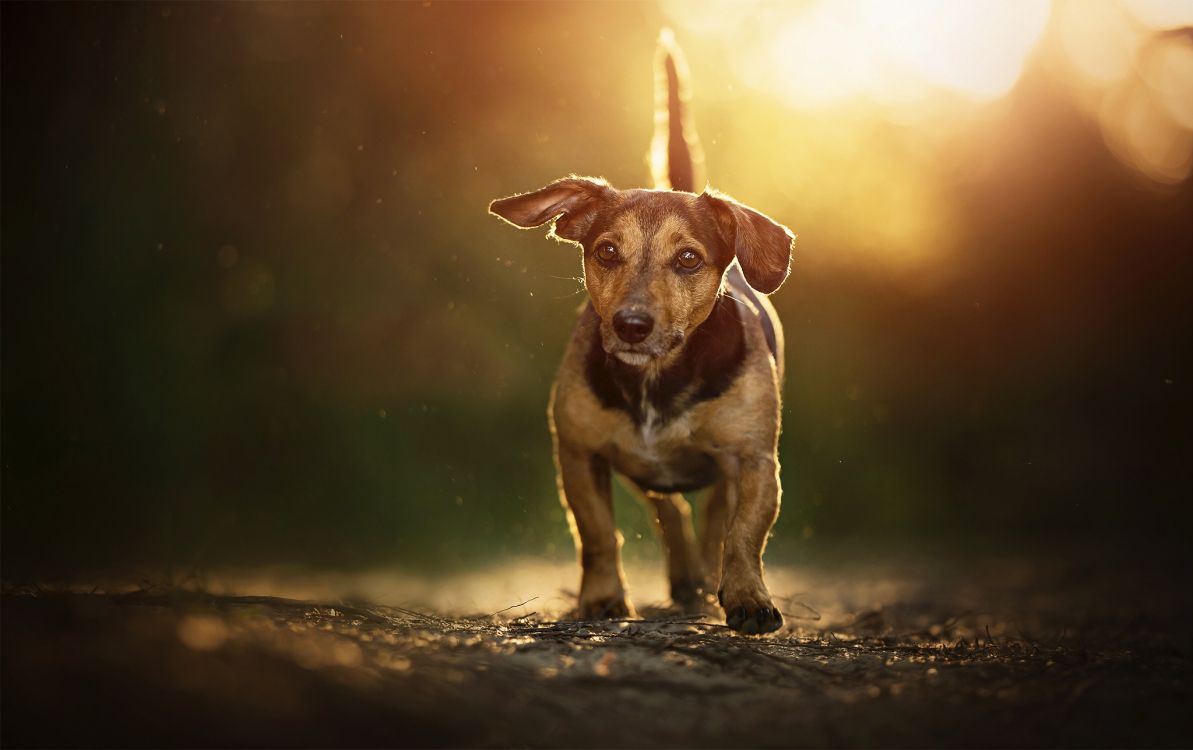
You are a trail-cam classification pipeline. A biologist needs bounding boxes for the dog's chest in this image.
[605,408,719,493]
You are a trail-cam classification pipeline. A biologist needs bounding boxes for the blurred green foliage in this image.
[2,2,1190,578]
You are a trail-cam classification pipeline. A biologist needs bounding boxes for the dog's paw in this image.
[718,585,783,635]
[669,578,707,611]
[724,604,783,634]
[578,594,635,620]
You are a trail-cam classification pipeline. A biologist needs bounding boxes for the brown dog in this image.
[489,31,795,635]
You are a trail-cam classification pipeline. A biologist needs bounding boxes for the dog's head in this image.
[490,177,795,367]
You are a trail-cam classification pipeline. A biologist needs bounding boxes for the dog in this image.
[489,30,795,635]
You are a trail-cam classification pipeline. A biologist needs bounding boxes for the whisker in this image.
[546,275,587,299]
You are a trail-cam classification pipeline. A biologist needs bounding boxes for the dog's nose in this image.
[613,310,654,344]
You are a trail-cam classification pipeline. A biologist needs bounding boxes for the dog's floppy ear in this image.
[700,189,795,294]
[489,176,616,243]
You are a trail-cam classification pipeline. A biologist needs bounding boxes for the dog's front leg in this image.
[718,455,783,634]
[555,442,635,619]
[624,483,705,609]
[700,477,733,597]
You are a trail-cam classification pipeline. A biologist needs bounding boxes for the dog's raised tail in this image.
[651,29,704,193]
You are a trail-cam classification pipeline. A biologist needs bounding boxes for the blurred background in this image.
[3,1,1190,585]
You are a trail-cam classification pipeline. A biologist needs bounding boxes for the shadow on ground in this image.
[3,554,1191,747]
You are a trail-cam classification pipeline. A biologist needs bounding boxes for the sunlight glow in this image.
[1121,0,1193,29]
[852,0,1052,99]
[1059,0,1141,85]
[655,0,1192,267]
[1143,36,1193,129]
[1101,67,1193,184]
[1053,1,1193,184]
[666,0,1051,107]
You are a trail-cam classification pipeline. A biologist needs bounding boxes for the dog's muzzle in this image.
[607,323,684,367]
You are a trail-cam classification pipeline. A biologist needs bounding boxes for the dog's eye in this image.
[595,243,619,265]
[675,249,703,271]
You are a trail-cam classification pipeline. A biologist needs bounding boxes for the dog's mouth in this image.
[613,351,654,366]
[605,331,685,368]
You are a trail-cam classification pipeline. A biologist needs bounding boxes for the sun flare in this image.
[663,0,1052,107]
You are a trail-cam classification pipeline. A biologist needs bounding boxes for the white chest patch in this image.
[605,408,716,492]
[639,405,661,450]
[610,408,701,481]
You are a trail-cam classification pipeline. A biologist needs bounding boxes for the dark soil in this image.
[3,555,1191,748]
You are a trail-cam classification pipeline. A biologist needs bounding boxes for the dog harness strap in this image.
[725,262,779,361]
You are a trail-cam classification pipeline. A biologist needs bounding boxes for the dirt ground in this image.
[3,552,1191,748]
